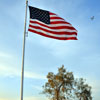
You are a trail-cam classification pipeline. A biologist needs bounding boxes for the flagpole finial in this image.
[26,0,28,5]
[26,0,28,3]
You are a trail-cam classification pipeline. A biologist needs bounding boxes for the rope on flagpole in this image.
[20,0,28,100]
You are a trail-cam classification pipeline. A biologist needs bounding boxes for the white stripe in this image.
[50,19,65,22]
[50,15,57,17]
[50,15,65,20]
[30,19,73,27]
[29,23,77,33]
[50,14,63,19]
[29,27,77,38]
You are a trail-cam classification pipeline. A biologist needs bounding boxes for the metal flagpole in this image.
[20,0,28,100]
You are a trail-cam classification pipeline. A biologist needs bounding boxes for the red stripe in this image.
[29,25,77,35]
[28,29,77,40]
[49,12,56,15]
[50,21,70,24]
[50,16,64,20]
[30,21,75,30]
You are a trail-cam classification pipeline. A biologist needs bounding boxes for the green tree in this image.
[75,78,92,100]
[42,65,92,100]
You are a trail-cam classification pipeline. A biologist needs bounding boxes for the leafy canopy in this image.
[42,65,92,100]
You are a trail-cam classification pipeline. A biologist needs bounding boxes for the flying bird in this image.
[91,16,94,20]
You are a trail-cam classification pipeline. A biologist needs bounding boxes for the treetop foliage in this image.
[42,65,92,100]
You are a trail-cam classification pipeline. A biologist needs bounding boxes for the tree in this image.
[42,65,92,100]
[42,65,75,100]
[75,78,92,100]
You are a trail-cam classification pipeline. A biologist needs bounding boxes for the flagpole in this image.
[20,0,28,100]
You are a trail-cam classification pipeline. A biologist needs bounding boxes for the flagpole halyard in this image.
[20,0,28,100]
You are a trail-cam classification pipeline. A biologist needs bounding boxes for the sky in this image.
[0,0,100,100]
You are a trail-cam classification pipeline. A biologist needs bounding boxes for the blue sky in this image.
[0,0,100,100]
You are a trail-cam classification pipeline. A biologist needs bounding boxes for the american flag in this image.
[28,6,78,40]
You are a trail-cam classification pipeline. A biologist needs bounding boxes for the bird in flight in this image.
[91,16,94,20]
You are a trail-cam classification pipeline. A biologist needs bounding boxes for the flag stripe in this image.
[29,27,77,37]
[29,22,77,33]
[50,19,65,22]
[49,12,56,15]
[29,24,77,34]
[29,25,77,35]
[30,19,73,28]
[29,20,77,32]
[28,28,77,40]
[29,22,76,31]
[50,21,71,24]
[50,16,65,20]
